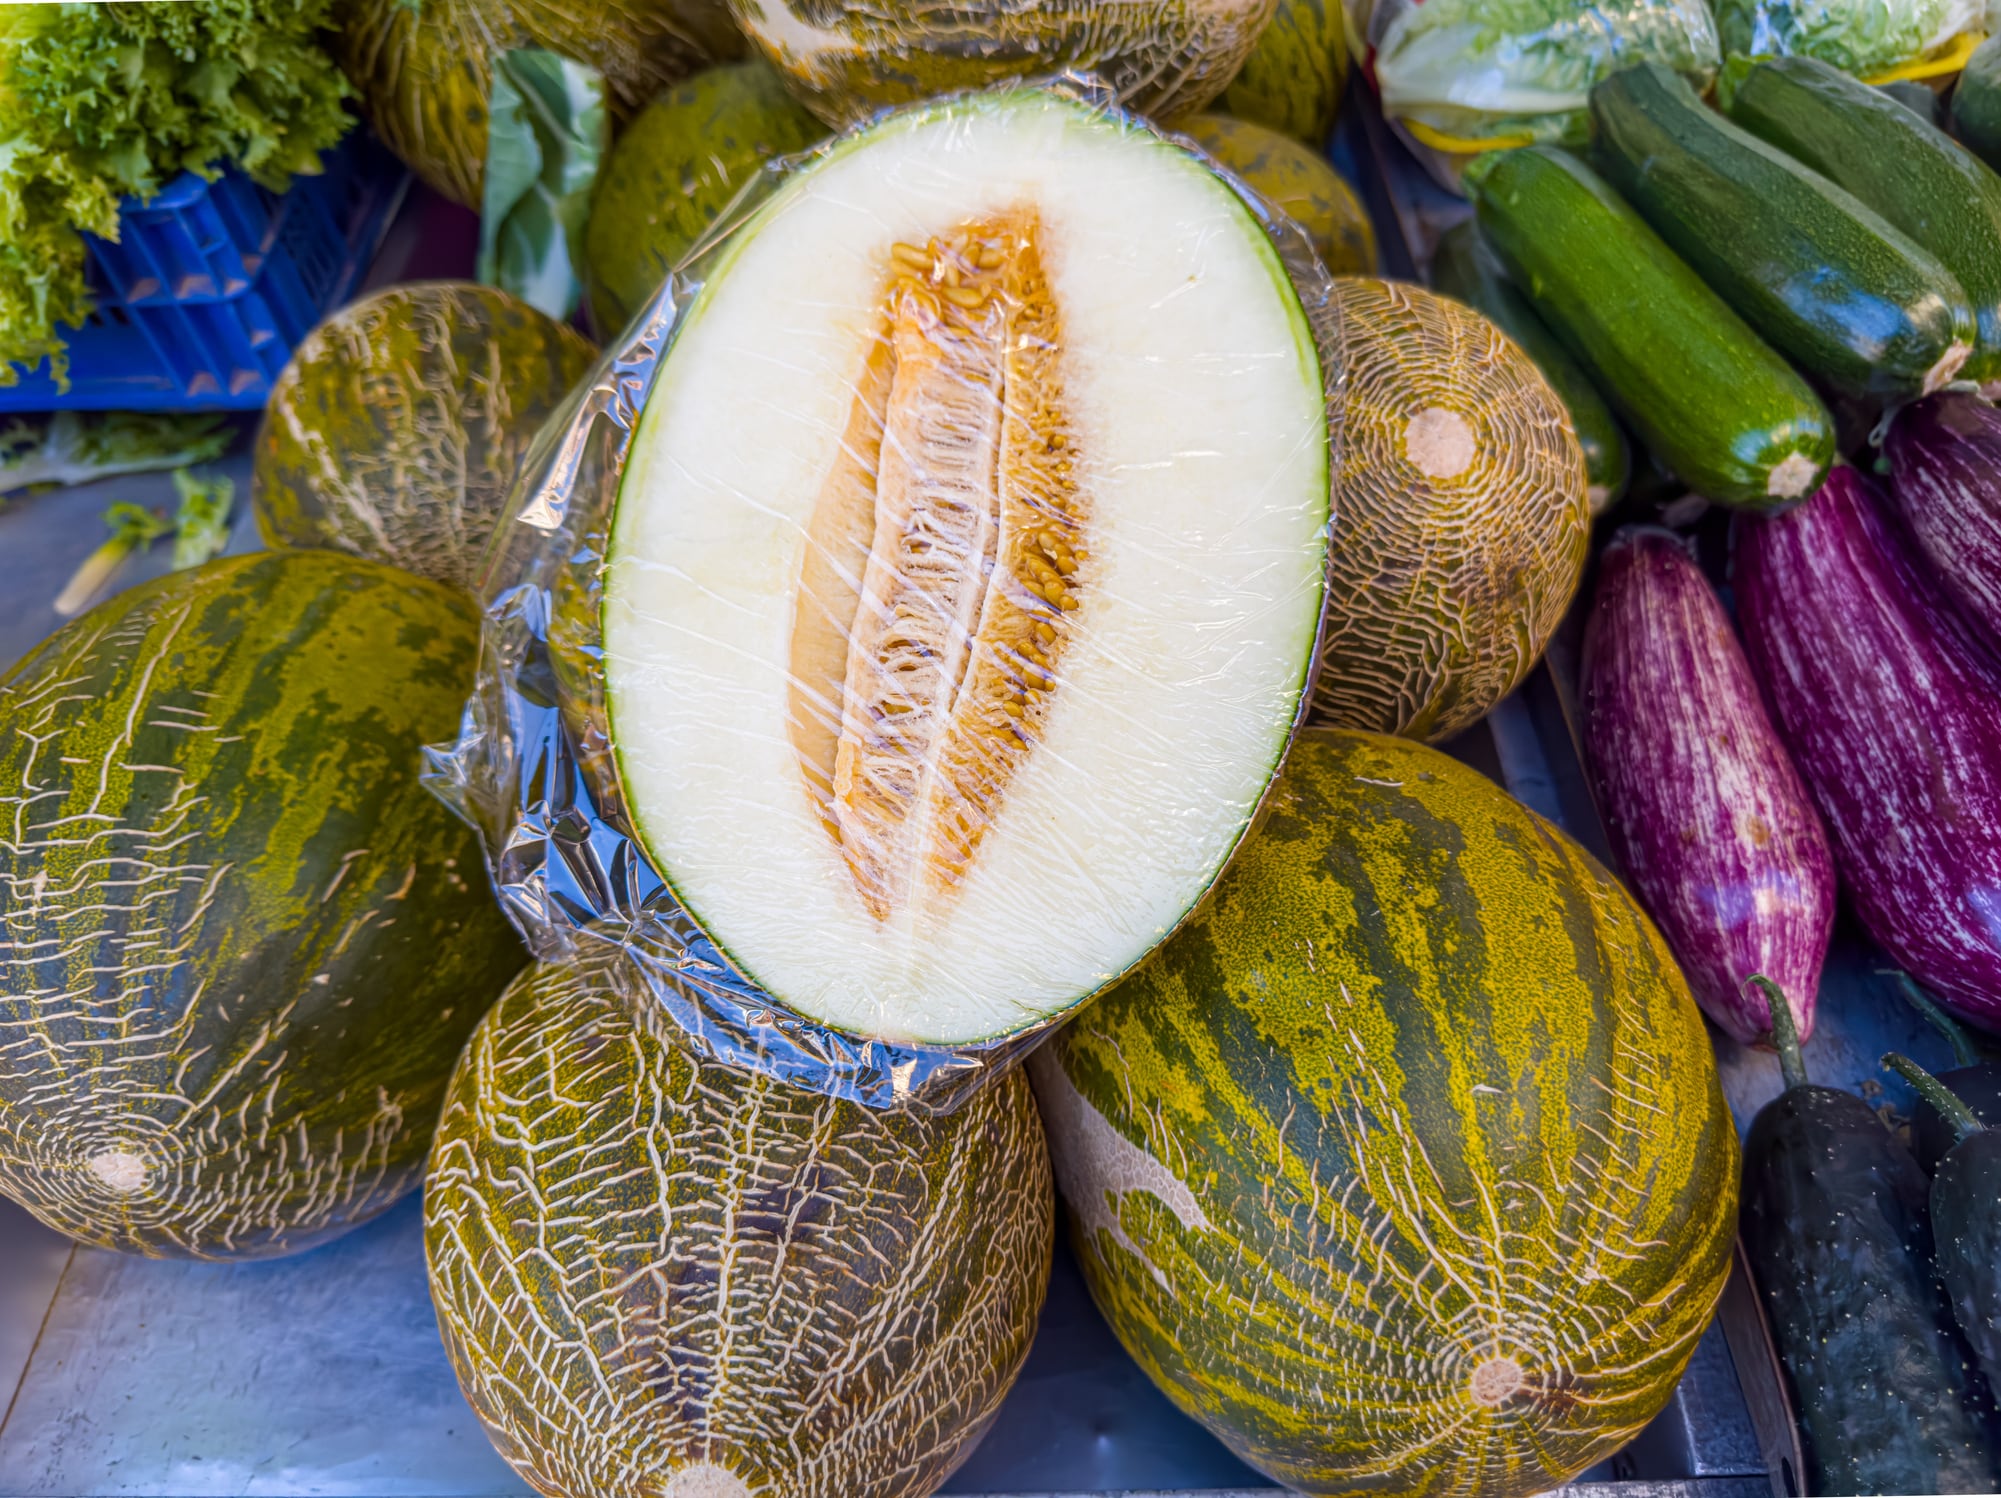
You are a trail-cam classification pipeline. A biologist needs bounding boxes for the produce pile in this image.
[2,2,2000,1497]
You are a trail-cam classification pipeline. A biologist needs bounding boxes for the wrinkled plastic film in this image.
[428,79,1347,1113]
[1714,0,1986,85]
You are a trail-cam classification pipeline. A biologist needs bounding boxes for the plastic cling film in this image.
[1715,0,1986,86]
[425,80,1346,1113]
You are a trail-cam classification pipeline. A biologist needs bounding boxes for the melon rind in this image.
[425,949,1054,1498]
[1033,728,1740,1498]
[1181,113,1376,274]
[1218,0,1350,144]
[584,87,1331,1049]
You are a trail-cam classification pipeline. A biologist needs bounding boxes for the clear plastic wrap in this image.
[426,79,1345,1113]
[1714,0,1987,86]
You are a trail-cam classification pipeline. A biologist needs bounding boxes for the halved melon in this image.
[585,89,1331,1047]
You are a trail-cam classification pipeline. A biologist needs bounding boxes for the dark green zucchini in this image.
[1593,62,1977,399]
[1878,80,1943,127]
[1886,1054,2001,1396]
[1898,973,2001,1176]
[1467,145,1834,513]
[1741,980,1999,1495]
[1430,220,1630,513]
[1730,56,2001,390]
[1954,36,2001,171]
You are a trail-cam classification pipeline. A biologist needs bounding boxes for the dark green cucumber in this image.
[1887,1055,2001,1396]
[1593,62,1977,399]
[1741,982,1999,1496]
[1954,36,2001,171]
[1730,56,2001,389]
[1468,145,1834,513]
[1899,973,2001,1176]
[1430,219,1630,513]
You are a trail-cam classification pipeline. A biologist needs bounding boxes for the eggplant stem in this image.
[1890,971,1985,1066]
[1751,975,1809,1090]
[1884,1051,1984,1143]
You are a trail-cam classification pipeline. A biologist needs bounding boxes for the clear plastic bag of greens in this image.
[425,78,1344,1113]
[1714,0,1987,90]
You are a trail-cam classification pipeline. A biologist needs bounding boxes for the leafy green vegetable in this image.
[171,468,235,569]
[1714,0,1983,84]
[1372,0,1720,148]
[0,410,234,495]
[478,47,607,321]
[55,500,171,617]
[0,2,354,387]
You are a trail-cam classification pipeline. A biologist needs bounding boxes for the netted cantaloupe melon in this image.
[425,949,1054,1498]
[334,0,745,207]
[1218,0,1348,144]
[1312,277,1588,742]
[727,0,1277,128]
[253,283,596,593]
[582,60,826,336]
[1181,112,1375,273]
[557,88,1333,1047]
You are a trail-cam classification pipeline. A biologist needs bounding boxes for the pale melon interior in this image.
[605,90,1328,1046]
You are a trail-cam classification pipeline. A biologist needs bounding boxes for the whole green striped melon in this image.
[254,283,596,593]
[0,551,524,1259]
[1218,0,1349,144]
[425,948,1054,1498]
[1030,728,1739,1498]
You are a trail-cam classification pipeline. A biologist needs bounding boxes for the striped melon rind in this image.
[254,283,597,593]
[1218,0,1349,144]
[0,551,524,1259]
[1313,277,1588,742]
[1032,728,1739,1498]
[424,948,1055,1498]
[726,0,1277,127]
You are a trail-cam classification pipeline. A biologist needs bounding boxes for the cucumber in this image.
[1430,220,1630,513]
[1467,145,1834,513]
[1954,36,2001,171]
[1730,56,2001,390]
[1593,62,1976,400]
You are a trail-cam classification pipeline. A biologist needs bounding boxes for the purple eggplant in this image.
[1887,391,2001,651]
[1580,528,1835,1044]
[1736,466,2001,1031]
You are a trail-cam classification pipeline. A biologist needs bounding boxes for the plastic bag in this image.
[1360,0,1720,168]
[426,78,1344,1114]
[1714,0,1987,87]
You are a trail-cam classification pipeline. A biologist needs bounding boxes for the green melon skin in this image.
[254,283,597,594]
[425,948,1055,1498]
[727,0,1277,128]
[583,61,827,337]
[1218,0,1348,145]
[334,0,746,208]
[1031,728,1739,1498]
[0,551,525,1260]
[1182,112,1376,273]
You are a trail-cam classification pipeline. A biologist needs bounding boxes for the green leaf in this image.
[1714,0,1983,77]
[0,409,233,495]
[55,498,171,617]
[170,466,233,569]
[477,47,607,322]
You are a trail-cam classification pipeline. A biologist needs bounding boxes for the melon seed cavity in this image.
[787,209,1087,922]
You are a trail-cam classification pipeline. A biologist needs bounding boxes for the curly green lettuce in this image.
[1714,0,1985,82]
[0,2,354,388]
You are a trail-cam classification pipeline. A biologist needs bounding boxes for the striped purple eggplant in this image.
[1736,466,2001,1031]
[1580,528,1835,1044]
[1887,391,2001,650]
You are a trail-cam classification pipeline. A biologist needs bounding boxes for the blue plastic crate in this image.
[0,128,411,412]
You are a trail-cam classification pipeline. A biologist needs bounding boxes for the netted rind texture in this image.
[424,947,1055,1498]
[726,0,1278,127]
[334,0,746,207]
[1312,277,1587,742]
[0,552,524,1259]
[1033,729,1740,1498]
[254,284,597,593]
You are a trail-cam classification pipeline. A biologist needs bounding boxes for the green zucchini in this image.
[1730,56,2001,390]
[1887,1054,2001,1397]
[1430,219,1630,513]
[1954,36,2001,172]
[1741,982,1999,1496]
[1592,62,1977,400]
[1467,145,1834,513]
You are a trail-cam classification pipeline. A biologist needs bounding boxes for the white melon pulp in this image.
[603,89,1329,1046]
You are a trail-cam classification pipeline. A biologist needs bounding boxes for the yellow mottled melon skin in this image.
[425,949,1056,1498]
[1314,277,1588,742]
[1034,728,1739,1498]
[1218,0,1348,143]
[727,0,1278,127]
[1181,113,1374,273]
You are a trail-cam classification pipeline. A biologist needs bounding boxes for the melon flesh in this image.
[604,91,1328,1045]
